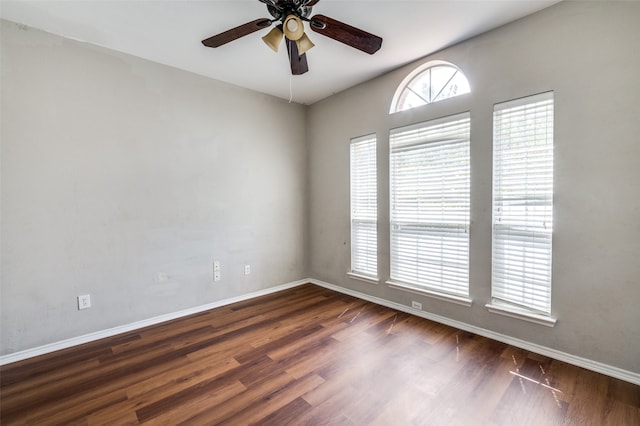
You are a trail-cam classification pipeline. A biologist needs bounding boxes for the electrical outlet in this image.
[78,294,91,310]
[213,261,221,282]
[411,301,422,310]
[244,264,251,275]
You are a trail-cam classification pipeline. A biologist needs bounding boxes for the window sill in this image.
[486,302,557,327]
[386,281,472,307]
[347,272,379,285]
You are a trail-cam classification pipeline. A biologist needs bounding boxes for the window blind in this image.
[492,92,554,314]
[350,134,377,278]
[390,113,470,297]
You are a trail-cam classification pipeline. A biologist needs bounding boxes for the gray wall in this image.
[307,1,640,373]
[1,21,307,354]
[2,1,639,376]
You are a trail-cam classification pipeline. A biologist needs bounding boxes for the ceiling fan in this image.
[201,0,383,75]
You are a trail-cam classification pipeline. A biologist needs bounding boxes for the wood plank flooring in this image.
[1,284,639,425]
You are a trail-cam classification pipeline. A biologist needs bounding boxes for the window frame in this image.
[349,134,378,282]
[387,113,472,305]
[390,61,471,114]
[487,91,556,326]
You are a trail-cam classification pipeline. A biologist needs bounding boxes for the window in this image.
[389,113,471,300]
[491,92,554,317]
[350,134,377,280]
[390,62,470,113]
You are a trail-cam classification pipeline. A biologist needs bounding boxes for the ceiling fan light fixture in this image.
[283,15,304,41]
[296,33,315,55]
[262,26,284,52]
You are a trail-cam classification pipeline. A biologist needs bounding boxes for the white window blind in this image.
[350,134,377,278]
[390,113,470,297]
[492,92,554,314]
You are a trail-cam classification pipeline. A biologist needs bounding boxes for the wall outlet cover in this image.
[213,261,221,282]
[78,294,91,310]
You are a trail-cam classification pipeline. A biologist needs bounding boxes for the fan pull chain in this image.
[289,74,293,103]
[287,40,294,103]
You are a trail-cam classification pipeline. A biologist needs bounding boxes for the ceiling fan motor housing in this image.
[267,0,313,21]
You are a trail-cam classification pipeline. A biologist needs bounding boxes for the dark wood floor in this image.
[1,284,639,425]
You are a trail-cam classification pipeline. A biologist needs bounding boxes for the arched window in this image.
[390,61,470,113]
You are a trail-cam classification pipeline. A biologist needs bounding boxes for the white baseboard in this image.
[309,278,640,386]
[0,279,308,366]
[3,277,638,387]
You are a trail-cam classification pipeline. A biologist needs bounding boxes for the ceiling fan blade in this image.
[305,0,320,6]
[286,38,309,75]
[310,14,382,54]
[202,18,272,48]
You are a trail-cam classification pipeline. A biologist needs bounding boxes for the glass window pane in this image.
[390,63,470,113]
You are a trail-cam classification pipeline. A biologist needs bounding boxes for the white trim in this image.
[486,302,556,327]
[347,272,379,285]
[309,278,640,386]
[0,279,308,366]
[386,280,472,307]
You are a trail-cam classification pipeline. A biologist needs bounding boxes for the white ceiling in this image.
[0,0,560,105]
